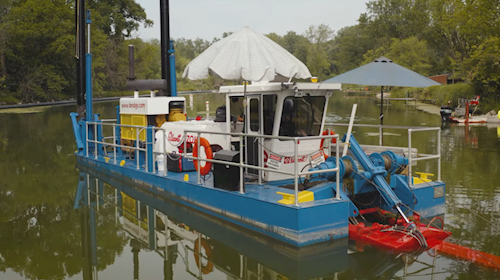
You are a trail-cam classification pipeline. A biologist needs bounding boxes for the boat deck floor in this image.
[106,155,339,207]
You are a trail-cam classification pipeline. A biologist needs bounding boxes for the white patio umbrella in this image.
[182,27,311,82]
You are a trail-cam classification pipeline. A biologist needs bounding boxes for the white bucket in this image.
[157,154,165,173]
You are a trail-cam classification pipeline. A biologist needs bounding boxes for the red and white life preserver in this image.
[194,238,213,274]
[320,129,336,159]
[193,137,213,175]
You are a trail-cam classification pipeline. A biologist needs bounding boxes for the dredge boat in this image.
[72,1,450,251]
[441,96,489,124]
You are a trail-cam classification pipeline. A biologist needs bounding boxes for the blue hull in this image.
[77,155,350,247]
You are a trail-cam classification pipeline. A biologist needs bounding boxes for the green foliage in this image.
[88,0,152,38]
[5,0,74,102]
[459,37,500,98]
[0,0,150,103]
[392,82,473,107]
[362,37,432,76]
[0,0,499,109]
[330,25,374,75]
[304,24,335,80]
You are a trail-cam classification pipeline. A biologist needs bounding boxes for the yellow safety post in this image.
[276,191,314,205]
[413,172,434,184]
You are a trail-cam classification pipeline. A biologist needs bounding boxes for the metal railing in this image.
[85,121,168,174]
[324,123,442,187]
[84,120,440,203]
[182,130,341,206]
[83,121,341,207]
[408,127,441,186]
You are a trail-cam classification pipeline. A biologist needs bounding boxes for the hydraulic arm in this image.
[343,135,411,223]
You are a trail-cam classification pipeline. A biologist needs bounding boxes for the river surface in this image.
[1,93,500,280]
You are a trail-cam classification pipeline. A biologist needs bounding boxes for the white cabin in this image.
[122,82,342,182]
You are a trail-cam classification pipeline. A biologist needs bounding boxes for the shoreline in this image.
[414,102,441,115]
[414,101,500,124]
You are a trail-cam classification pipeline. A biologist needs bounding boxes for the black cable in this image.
[299,163,312,189]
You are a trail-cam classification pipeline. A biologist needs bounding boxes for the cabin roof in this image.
[219,82,342,94]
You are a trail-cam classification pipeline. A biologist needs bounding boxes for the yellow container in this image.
[120,114,147,141]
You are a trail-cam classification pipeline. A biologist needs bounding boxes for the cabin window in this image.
[279,96,325,137]
[230,97,244,119]
[263,95,277,135]
[249,99,259,132]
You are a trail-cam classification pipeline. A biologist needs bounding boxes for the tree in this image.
[6,0,74,102]
[0,0,13,79]
[266,32,284,46]
[329,25,375,75]
[304,24,335,80]
[88,0,152,39]
[283,31,310,64]
[362,37,432,76]
[266,31,310,65]
[459,36,500,98]
[362,0,431,41]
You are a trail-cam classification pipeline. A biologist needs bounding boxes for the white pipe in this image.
[205,101,209,120]
[342,104,357,157]
[134,90,139,98]
[150,90,155,98]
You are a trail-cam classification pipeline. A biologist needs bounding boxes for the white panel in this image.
[120,97,186,115]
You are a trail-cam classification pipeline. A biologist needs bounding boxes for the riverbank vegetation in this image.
[0,0,499,108]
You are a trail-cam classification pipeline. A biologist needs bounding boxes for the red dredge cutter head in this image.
[349,221,451,253]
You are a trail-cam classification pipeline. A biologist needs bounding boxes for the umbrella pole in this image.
[379,86,383,146]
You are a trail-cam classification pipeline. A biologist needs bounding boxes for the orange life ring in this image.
[193,137,213,175]
[320,129,336,159]
[194,238,213,274]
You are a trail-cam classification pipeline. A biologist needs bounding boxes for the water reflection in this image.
[74,165,500,280]
[74,166,350,280]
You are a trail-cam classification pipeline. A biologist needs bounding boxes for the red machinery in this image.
[348,207,500,271]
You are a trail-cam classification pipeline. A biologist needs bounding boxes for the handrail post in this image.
[437,128,441,182]
[113,124,117,164]
[239,135,244,194]
[136,128,140,169]
[146,126,153,173]
[183,130,187,159]
[258,136,262,185]
[294,137,299,206]
[94,123,98,159]
[163,128,167,176]
[408,129,412,187]
[336,136,340,200]
[182,130,187,178]
[197,132,201,184]
[152,127,156,173]
[328,133,332,158]
[86,122,89,157]
[379,125,383,146]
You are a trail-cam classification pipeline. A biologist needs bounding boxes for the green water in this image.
[1,93,500,279]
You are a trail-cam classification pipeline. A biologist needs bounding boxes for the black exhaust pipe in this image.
[160,0,170,96]
[76,0,86,119]
[128,45,136,80]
